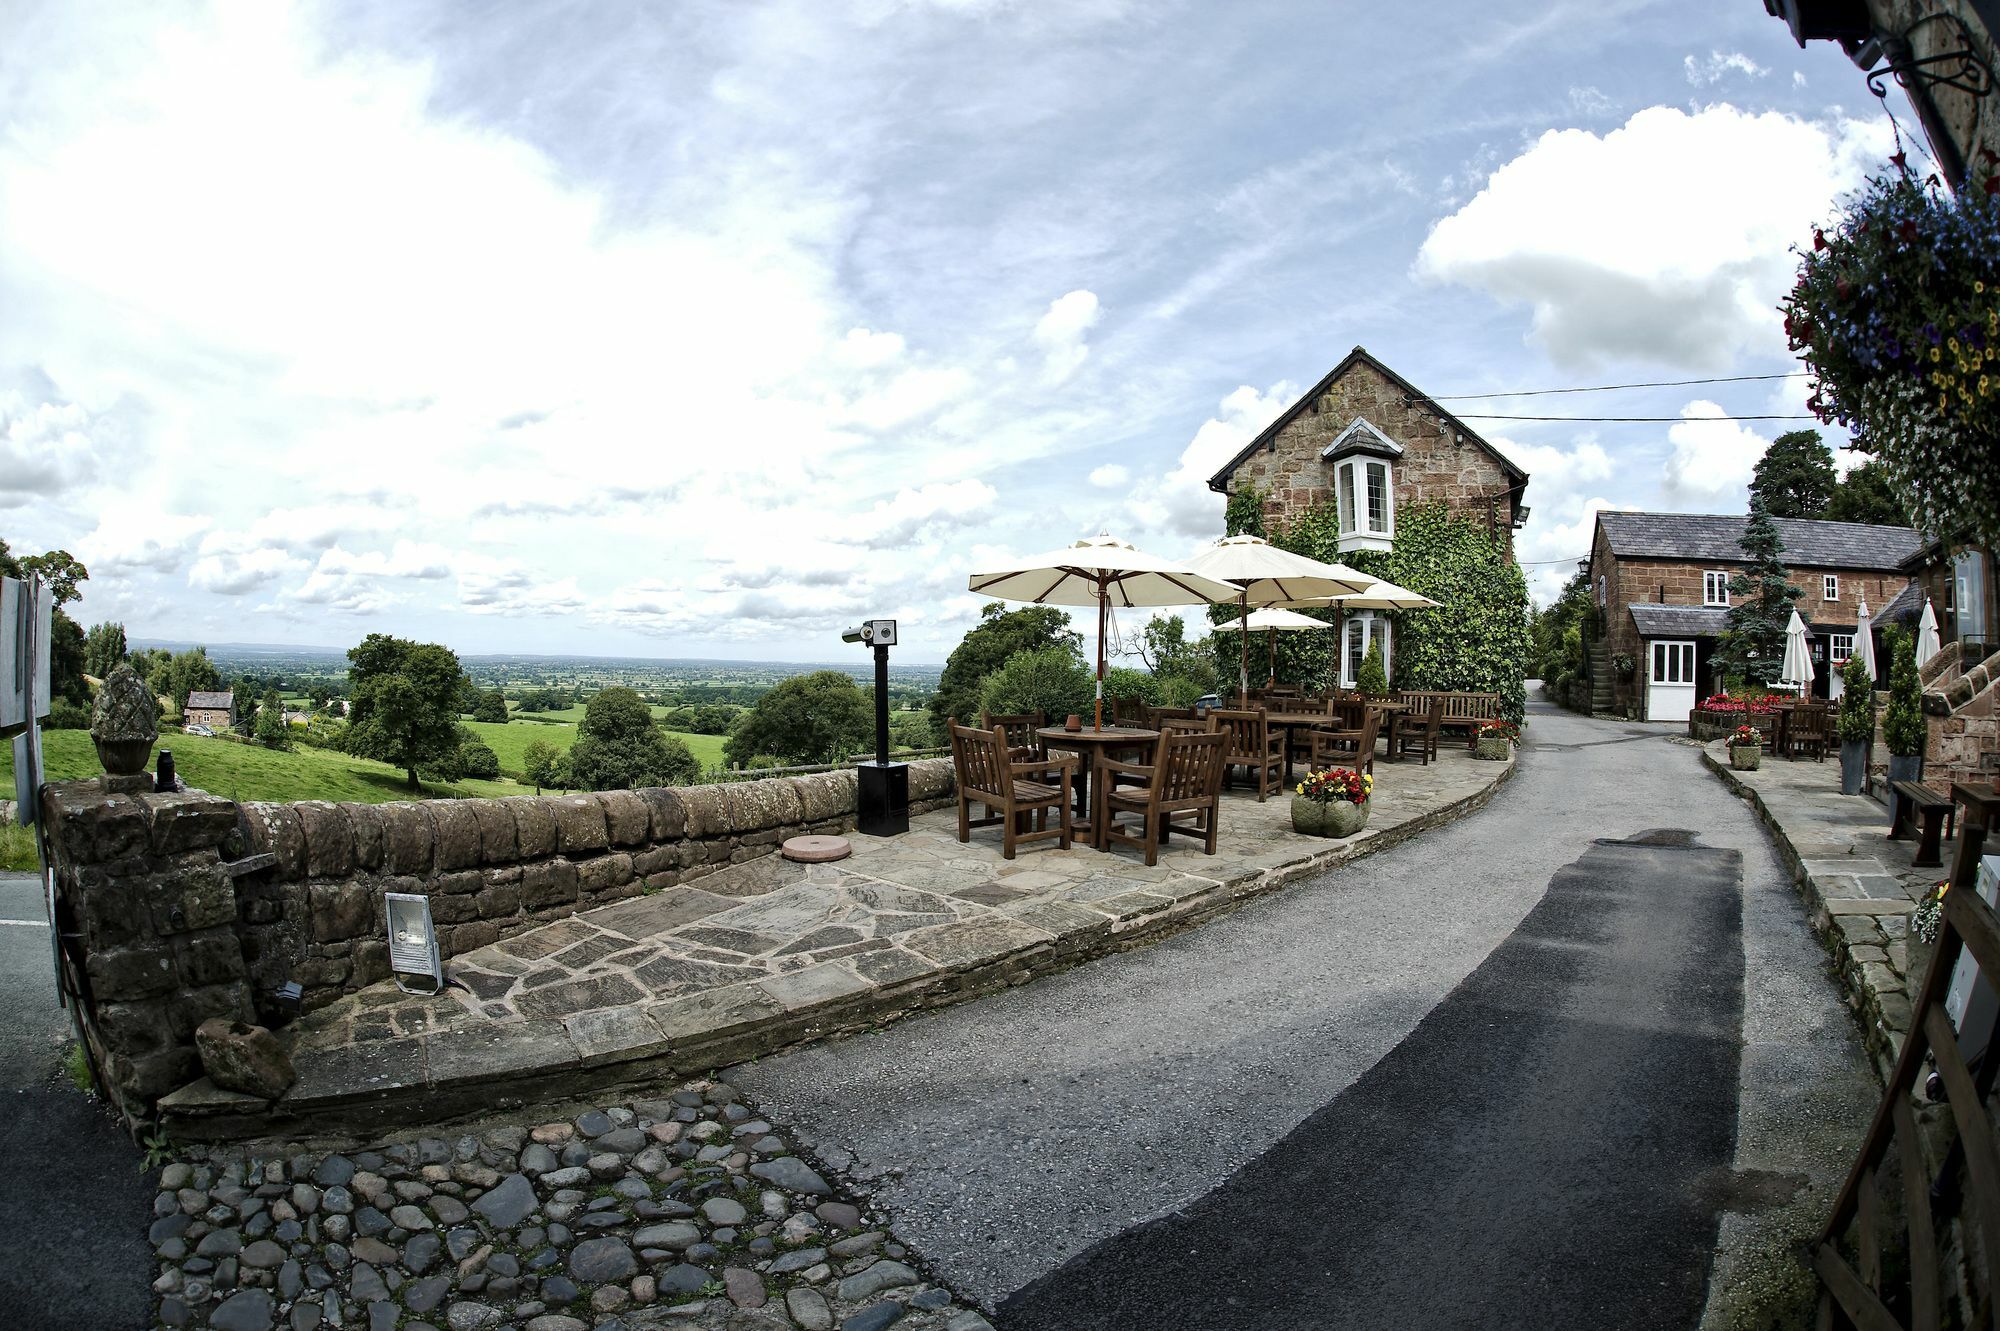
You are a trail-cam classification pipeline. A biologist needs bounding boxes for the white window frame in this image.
[1703,571,1730,607]
[1829,632,1855,664]
[1341,611,1392,688]
[1823,574,1840,602]
[1650,639,1695,686]
[1333,456,1394,551]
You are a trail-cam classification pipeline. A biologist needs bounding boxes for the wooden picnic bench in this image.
[1395,690,1500,746]
[1888,780,1956,869]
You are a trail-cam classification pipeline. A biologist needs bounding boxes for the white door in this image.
[1647,639,1696,722]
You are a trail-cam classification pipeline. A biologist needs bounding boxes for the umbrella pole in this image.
[1238,590,1249,704]
[1095,588,1106,732]
[1266,626,1276,687]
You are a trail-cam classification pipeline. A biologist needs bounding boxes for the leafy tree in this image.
[1718,497,1803,689]
[931,603,1083,742]
[1130,614,1216,697]
[471,688,509,724]
[1,539,90,703]
[976,645,1093,723]
[568,686,699,789]
[128,647,172,695]
[1882,625,1928,758]
[457,730,501,779]
[1102,666,1162,709]
[1825,460,1911,527]
[727,671,872,767]
[14,549,87,608]
[1750,429,1838,519]
[83,622,127,678]
[1530,571,1595,685]
[521,738,565,793]
[254,688,292,750]
[1356,640,1389,698]
[344,634,468,790]
[1836,655,1875,743]
[158,648,223,719]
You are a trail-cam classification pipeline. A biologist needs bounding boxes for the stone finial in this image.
[90,662,160,781]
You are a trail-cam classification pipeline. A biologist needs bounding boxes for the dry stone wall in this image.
[38,760,955,1121]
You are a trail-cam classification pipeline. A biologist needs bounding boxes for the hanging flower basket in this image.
[1785,166,2000,546]
[1291,766,1371,837]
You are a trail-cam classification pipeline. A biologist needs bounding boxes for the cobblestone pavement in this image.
[149,1080,991,1331]
[265,753,1504,1119]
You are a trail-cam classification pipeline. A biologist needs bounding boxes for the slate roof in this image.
[1628,604,1731,638]
[1877,579,1924,624]
[185,690,234,711]
[1206,345,1529,494]
[1596,512,1921,570]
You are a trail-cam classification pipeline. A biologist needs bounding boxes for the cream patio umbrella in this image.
[1282,578,1441,691]
[1917,598,1942,667]
[1183,535,1375,699]
[968,534,1239,730]
[1777,608,1814,696]
[1209,606,1337,687]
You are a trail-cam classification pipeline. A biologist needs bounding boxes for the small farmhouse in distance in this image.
[183,689,236,730]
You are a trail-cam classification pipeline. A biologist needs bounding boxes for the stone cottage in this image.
[1204,345,1531,686]
[183,690,235,730]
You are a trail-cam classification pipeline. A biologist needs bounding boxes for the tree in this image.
[344,634,468,790]
[521,738,565,793]
[471,688,509,724]
[1130,614,1216,697]
[83,622,127,678]
[1356,640,1389,698]
[1825,460,1911,527]
[157,647,222,719]
[1750,429,1838,520]
[1718,497,1803,688]
[976,646,1094,723]
[2,540,90,704]
[567,686,699,789]
[457,731,501,779]
[1102,666,1162,709]
[727,671,872,767]
[930,604,1083,742]
[254,688,292,750]
[1882,625,1928,758]
[14,549,88,608]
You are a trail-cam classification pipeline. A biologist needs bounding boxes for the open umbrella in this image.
[1209,606,1336,686]
[1183,535,1374,699]
[1281,578,1441,691]
[1854,596,1877,685]
[1778,608,1813,696]
[968,534,1238,730]
[1917,598,1942,666]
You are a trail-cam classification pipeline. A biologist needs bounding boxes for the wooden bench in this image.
[1396,691,1501,746]
[1888,780,1956,869]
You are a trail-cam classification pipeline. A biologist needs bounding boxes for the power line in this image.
[1425,371,1809,400]
[1516,554,1588,565]
[1450,412,1818,423]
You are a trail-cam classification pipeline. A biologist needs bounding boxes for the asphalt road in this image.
[0,869,154,1331]
[732,694,1877,1325]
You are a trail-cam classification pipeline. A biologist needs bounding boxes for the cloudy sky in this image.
[0,1,1913,661]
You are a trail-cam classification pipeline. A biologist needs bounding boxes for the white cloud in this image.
[1032,290,1101,383]
[1662,399,1772,502]
[1089,464,1130,488]
[834,327,906,368]
[189,546,303,595]
[1127,383,1296,539]
[1683,51,1767,85]
[848,479,997,549]
[1414,104,1893,369]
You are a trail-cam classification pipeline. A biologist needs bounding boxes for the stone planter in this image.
[1291,795,1368,838]
[1729,744,1762,771]
[1840,739,1868,796]
[1473,736,1511,761]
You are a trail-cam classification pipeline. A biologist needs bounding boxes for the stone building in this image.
[1585,511,1921,721]
[183,689,235,730]
[1204,346,1531,686]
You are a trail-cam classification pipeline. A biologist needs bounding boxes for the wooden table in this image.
[1951,782,2000,836]
[1265,711,1332,783]
[1368,701,1411,760]
[1038,726,1159,849]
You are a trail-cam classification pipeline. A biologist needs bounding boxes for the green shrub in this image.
[1103,666,1162,710]
[977,645,1093,723]
[458,733,501,779]
[46,700,91,730]
[1356,640,1389,698]
[1882,626,1928,758]
[1157,674,1209,708]
[1836,655,1875,743]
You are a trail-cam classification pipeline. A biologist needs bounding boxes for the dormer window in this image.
[1321,417,1400,553]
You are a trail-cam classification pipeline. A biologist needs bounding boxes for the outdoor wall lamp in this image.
[385,892,445,995]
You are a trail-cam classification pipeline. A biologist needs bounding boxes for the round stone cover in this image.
[781,834,851,863]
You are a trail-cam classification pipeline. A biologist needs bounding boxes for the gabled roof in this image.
[1206,345,1530,494]
[186,690,234,710]
[1321,416,1403,461]
[1595,512,1921,571]
[1877,578,1924,623]
[1629,604,1731,637]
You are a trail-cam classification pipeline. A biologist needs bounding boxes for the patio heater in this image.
[842,618,908,836]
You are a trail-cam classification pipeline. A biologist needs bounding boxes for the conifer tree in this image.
[1720,497,1803,687]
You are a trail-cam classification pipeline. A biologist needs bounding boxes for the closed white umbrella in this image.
[1183,535,1375,699]
[1777,608,1813,696]
[1917,598,1942,666]
[969,534,1239,730]
[1854,596,1877,685]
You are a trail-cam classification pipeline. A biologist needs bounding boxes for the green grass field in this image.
[1,729,529,805]
[463,719,726,778]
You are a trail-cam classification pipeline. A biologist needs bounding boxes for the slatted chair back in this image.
[1153,729,1227,804]
[1159,714,1216,735]
[1789,703,1830,758]
[1331,697,1367,730]
[950,722,1011,801]
[981,711,1046,757]
[1810,826,1989,1331]
[1312,710,1379,774]
[1110,695,1149,727]
[1146,705,1195,729]
[1210,708,1270,763]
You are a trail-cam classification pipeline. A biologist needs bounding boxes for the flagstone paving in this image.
[175,748,1511,1136]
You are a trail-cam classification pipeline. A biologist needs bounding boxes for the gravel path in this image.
[731,696,1876,1320]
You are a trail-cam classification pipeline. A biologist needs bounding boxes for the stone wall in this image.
[1220,357,1522,549]
[38,760,955,1121]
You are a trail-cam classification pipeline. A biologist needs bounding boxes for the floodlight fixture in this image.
[385,892,444,995]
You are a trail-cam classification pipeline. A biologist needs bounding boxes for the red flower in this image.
[1891,151,1907,169]
[1813,227,1828,251]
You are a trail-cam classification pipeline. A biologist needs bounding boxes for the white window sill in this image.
[1337,531,1393,554]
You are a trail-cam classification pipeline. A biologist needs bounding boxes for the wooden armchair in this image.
[1210,708,1284,801]
[1100,730,1228,866]
[1111,695,1150,727]
[982,710,1047,762]
[950,722,1075,859]
[1789,703,1830,762]
[1280,695,1334,771]
[1394,698,1444,766]
[1308,710,1380,776]
[1145,704,1195,729]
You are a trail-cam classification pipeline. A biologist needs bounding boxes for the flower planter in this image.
[1729,744,1762,772]
[1291,795,1368,838]
[1473,736,1511,761]
[1839,740,1868,796]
